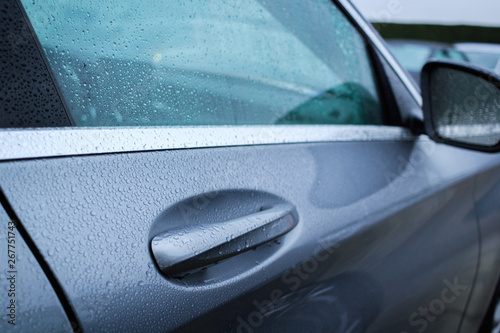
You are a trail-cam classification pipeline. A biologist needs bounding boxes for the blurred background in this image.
[352,0,500,83]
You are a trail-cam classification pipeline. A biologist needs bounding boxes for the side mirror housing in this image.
[421,60,500,152]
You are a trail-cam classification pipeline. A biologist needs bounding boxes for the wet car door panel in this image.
[0,140,497,332]
[0,205,73,332]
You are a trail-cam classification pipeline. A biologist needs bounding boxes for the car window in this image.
[387,44,432,72]
[465,52,500,70]
[446,49,468,62]
[432,49,468,62]
[19,0,384,127]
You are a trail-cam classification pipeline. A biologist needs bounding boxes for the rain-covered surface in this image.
[431,67,500,146]
[0,207,72,332]
[0,0,71,128]
[1,138,499,331]
[0,125,415,160]
[151,199,297,277]
[20,0,383,126]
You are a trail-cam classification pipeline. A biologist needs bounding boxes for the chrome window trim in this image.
[337,0,423,107]
[0,126,416,161]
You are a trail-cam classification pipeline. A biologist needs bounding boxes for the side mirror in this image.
[421,60,500,152]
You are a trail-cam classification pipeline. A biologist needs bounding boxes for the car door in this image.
[0,205,74,332]
[2,0,500,332]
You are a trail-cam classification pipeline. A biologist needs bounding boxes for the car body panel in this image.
[0,206,73,332]
[459,166,500,333]
[1,137,500,331]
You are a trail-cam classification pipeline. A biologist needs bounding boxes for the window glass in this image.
[21,0,384,126]
[465,52,500,71]
[432,49,468,62]
[387,43,432,72]
[445,49,468,62]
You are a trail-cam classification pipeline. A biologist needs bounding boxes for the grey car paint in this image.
[461,167,500,332]
[1,0,500,332]
[0,206,72,332]
[1,137,500,332]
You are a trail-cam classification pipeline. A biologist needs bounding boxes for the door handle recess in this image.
[151,203,298,277]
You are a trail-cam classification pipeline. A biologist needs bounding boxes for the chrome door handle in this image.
[151,203,298,277]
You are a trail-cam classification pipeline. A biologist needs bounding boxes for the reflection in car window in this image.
[20,0,384,126]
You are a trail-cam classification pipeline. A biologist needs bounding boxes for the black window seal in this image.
[13,0,76,126]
